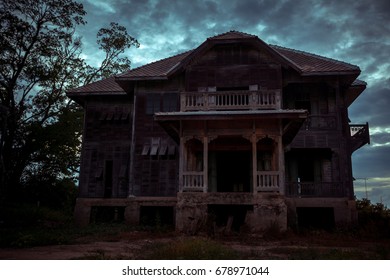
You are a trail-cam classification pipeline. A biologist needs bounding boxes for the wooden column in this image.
[203,136,208,193]
[278,130,285,195]
[178,121,184,192]
[252,134,257,193]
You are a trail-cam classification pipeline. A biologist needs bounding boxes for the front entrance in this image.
[215,151,251,192]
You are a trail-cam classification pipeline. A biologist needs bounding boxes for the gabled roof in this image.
[69,31,363,94]
[271,45,361,75]
[118,31,361,81]
[67,76,125,94]
[116,50,192,81]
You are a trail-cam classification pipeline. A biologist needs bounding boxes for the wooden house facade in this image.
[67,31,369,232]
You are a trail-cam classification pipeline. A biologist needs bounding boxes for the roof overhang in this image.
[155,109,308,144]
[346,80,367,107]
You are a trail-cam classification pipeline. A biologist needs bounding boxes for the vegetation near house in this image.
[0,0,139,207]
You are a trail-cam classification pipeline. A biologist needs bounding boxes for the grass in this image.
[143,237,240,260]
[0,203,137,248]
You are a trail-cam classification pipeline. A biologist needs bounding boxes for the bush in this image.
[356,198,390,239]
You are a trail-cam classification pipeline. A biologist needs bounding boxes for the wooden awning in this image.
[155,109,307,144]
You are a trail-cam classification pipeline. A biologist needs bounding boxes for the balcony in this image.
[180,90,281,111]
[286,182,345,197]
[350,123,370,152]
[255,171,281,192]
[182,171,205,192]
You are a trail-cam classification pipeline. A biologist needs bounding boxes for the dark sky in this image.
[76,0,390,205]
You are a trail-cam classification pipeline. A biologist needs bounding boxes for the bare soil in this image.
[1,231,389,260]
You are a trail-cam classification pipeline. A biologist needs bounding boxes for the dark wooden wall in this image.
[186,43,282,91]
[79,96,132,198]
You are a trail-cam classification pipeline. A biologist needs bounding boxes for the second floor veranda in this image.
[180,89,281,111]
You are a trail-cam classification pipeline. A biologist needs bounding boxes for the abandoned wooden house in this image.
[67,31,370,232]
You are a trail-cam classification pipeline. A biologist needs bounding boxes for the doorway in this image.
[216,151,251,192]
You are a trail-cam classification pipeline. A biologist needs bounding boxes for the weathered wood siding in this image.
[79,96,132,198]
[132,79,182,197]
[186,44,282,91]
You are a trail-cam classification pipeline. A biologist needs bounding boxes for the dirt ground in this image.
[1,231,389,260]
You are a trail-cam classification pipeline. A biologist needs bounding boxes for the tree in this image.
[0,0,139,202]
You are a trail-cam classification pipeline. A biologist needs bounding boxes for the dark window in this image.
[295,100,311,112]
[162,93,178,112]
[104,160,113,198]
[146,94,161,115]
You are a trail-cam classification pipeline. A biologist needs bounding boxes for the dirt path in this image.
[1,235,389,260]
[0,239,162,260]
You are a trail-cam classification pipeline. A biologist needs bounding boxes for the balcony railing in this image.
[182,171,205,192]
[180,90,280,111]
[350,123,370,152]
[286,182,345,197]
[256,171,281,192]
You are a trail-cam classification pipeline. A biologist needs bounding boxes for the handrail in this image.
[180,90,280,111]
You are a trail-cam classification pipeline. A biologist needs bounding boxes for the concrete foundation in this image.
[74,195,357,232]
[285,198,358,228]
[176,192,287,234]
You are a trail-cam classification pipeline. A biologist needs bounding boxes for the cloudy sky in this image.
[76,0,389,205]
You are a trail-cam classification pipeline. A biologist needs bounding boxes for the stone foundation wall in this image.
[176,192,287,234]
[73,197,177,227]
[285,198,358,228]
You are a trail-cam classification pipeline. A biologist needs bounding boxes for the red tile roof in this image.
[68,31,362,94]
[67,76,125,94]
[116,50,192,80]
[271,45,360,74]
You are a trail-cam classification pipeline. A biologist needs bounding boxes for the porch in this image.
[179,135,284,194]
[154,108,308,195]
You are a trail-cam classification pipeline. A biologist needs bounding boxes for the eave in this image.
[155,109,308,144]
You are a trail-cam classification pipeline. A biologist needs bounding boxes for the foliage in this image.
[0,0,139,202]
[356,198,390,238]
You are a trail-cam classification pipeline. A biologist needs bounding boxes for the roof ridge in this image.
[270,44,360,70]
[208,30,258,40]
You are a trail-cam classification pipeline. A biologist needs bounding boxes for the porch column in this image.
[179,136,185,192]
[278,134,285,195]
[203,136,208,192]
[252,134,257,193]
